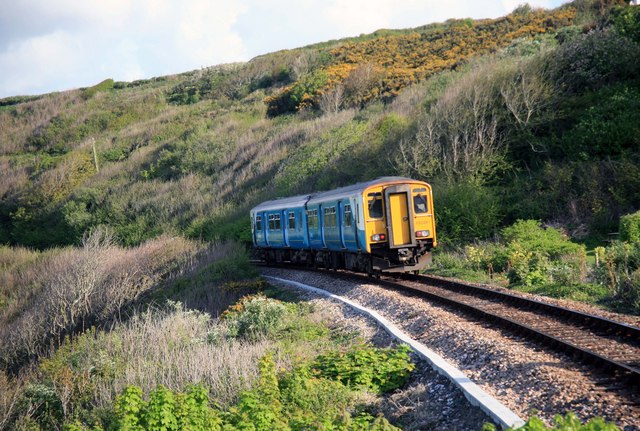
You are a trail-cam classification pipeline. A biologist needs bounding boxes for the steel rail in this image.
[254,261,640,388]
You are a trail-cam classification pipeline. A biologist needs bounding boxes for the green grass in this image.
[515,282,611,304]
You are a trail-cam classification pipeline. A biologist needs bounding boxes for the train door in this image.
[337,201,346,249]
[264,212,270,247]
[282,210,290,247]
[319,204,326,248]
[384,185,415,248]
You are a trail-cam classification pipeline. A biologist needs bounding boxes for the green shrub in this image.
[434,182,503,243]
[200,245,257,282]
[113,385,222,431]
[224,295,287,341]
[265,71,329,116]
[311,344,414,394]
[553,29,640,93]
[597,240,640,312]
[81,79,115,100]
[609,4,640,43]
[619,210,640,243]
[483,412,620,430]
[501,220,586,286]
[559,84,640,158]
[17,384,64,430]
[501,220,585,259]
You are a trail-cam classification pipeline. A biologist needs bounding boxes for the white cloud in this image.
[0,30,82,96]
[0,0,248,97]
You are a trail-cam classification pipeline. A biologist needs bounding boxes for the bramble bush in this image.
[311,344,415,394]
[609,4,640,43]
[111,384,222,431]
[434,182,503,244]
[431,220,586,288]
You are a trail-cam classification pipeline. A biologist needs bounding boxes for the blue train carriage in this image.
[250,177,437,273]
[250,194,311,263]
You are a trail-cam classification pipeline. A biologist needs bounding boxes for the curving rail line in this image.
[256,262,640,389]
[388,273,640,388]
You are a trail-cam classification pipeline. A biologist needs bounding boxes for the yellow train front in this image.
[251,177,437,274]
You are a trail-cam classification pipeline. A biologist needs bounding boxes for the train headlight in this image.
[371,233,386,242]
[415,230,430,238]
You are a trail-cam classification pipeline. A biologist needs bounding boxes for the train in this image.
[250,177,437,274]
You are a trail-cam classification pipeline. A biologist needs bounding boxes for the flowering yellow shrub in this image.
[266,7,575,115]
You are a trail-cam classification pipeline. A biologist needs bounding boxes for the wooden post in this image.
[91,138,99,173]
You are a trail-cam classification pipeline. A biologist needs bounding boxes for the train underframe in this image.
[258,241,434,275]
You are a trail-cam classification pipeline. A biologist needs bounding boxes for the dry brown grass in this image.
[0,91,84,155]
[0,229,204,370]
[86,305,274,409]
[0,159,29,203]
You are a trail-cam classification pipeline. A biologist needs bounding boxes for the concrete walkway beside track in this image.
[265,275,525,430]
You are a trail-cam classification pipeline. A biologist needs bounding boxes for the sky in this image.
[0,0,567,98]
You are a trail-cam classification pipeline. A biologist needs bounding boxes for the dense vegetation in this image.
[1,0,640,429]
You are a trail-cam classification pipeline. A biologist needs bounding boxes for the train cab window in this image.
[412,188,428,214]
[323,207,337,228]
[307,209,318,229]
[367,193,383,219]
[344,205,352,227]
[256,215,262,231]
[288,212,296,230]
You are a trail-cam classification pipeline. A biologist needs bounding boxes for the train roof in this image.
[307,176,417,204]
[251,194,311,213]
[251,177,424,212]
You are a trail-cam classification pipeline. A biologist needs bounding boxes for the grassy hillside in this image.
[2,1,627,250]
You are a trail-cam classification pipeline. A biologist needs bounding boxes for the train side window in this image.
[268,215,274,230]
[344,205,352,227]
[288,212,295,230]
[274,214,281,230]
[323,207,337,228]
[256,215,262,231]
[367,193,383,219]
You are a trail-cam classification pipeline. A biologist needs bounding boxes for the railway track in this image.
[389,273,640,388]
[256,262,640,389]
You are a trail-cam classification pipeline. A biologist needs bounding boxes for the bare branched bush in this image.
[0,231,203,370]
[319,85,345,114]
[0,160,29,202]
[395,62,507,183]
[0,371,28,430]
[343,63,380,108]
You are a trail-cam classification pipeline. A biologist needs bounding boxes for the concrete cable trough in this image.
[265,275,525,430]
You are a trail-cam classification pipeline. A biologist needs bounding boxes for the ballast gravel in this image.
[260,267,640,431]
